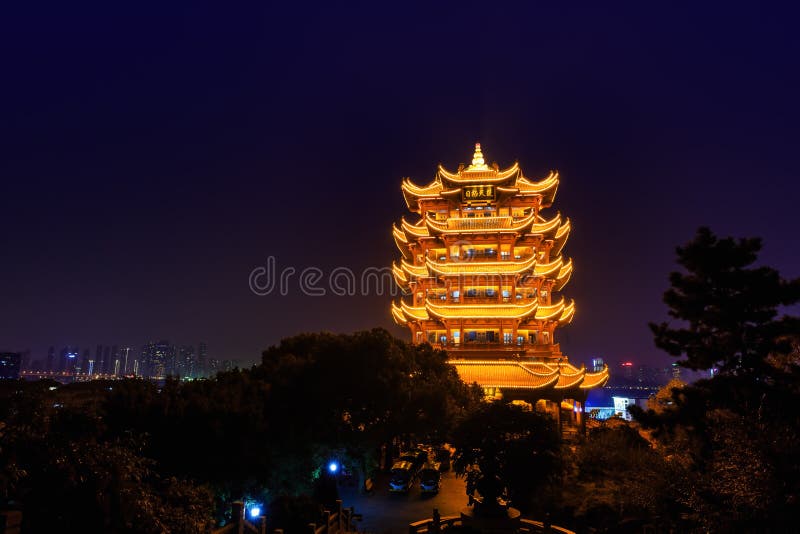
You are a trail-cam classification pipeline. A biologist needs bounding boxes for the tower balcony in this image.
[426,211,540,234]
[425,254,538,276]
[426,296,536,306]
[436,341,563,360]
[441,216,512,231]
[426,251,535,263]
[426,298,538,319]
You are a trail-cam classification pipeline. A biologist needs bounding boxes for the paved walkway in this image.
[339,470,467,534]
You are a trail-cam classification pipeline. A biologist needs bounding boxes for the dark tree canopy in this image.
[258,328,479,447]
[632,228,800,530]
[451,400,561,513]
[1,329,480,533]
[649,227,800,375]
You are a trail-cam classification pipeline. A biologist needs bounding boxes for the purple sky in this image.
[2,3,799,369]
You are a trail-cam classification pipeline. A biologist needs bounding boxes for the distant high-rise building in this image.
[111,345,119,376]
[637,365,668,386]
[46,346,56,373]
[57,347,68,372]
[208,357,219,377]
[80,349,91,375]
[165,346,178,376]
[621,361,634,380]
[141,341,173,378]
[103,346,112,375]
[0,353,22,379]
[671,362,681,380]
[197,342,208,378]
[591,357,605,373]
[60,346,79,374]
[177,345,195,378]
[94,345,104,373]
[120,347,131,375]
[139,344,151,376]
[19,350,31,371]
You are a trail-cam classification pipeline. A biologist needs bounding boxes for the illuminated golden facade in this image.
[392,144,608,422]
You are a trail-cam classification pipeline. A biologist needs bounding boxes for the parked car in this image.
[419,463,442,493]
[388,461,415,493]
[399,448,428,473]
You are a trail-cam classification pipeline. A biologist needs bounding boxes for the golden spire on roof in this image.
[467,142,489,171]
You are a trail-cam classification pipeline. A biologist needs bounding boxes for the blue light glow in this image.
[250,506,261,518]
[328,461,339,473]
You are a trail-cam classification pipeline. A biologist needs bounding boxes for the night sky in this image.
[2,3,799,369]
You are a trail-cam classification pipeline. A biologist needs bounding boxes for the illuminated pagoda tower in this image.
[391,144,608,429]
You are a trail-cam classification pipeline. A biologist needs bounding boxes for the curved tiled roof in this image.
[449,359,608,391]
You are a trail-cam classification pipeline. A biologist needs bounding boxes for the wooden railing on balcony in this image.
[426,252,534,263]
[446,216,512,230]
[427,296,536,305]
[438,341,530,350]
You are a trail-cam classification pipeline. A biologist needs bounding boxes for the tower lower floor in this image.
[448,352,609,437]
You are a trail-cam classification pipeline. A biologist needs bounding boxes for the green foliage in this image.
[634,227,800,530]
[0,328,476,530]
[127,476,215,534]
[259,328,479,444]
[649,226,800,375]
[0,329,488,530]
[0,383,215,533]
[562,423,683,531]
[451,400,561,513]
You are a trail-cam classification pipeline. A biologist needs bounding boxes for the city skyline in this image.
[15,339,230,379]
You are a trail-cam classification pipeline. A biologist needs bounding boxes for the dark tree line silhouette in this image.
[0,329,480,533]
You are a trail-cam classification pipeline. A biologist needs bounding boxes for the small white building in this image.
[612,396,650,421]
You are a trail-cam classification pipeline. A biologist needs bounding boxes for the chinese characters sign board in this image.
[461,185,496,202]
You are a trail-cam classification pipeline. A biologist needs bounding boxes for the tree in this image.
[563,424,680,531]
[101,329,477,513]
[646,378,685,414]
[633,228,800,530]
[649,227,800,375]
[2,330,479,531]
[0,381,215,534]
[259,329,480,475]
[451,401,561,514]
